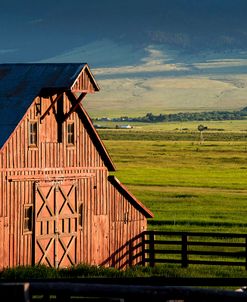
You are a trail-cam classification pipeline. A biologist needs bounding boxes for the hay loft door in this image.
[34,181,78,268]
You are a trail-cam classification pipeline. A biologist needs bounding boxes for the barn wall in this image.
[72,172,147,268]
[0,92,108,268]
[0,92,105,170]
[106,181,147,269]
[0,87,149,269]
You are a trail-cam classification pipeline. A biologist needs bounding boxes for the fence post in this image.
[141,232,146,266]
[245,235,247,270]
[150,232,155,267]
[182,233,188,268]
[129,239,133,267]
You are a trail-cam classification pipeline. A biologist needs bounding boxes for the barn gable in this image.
[71,65,100,92]
[0,63,114,171]
[0,63,98,149]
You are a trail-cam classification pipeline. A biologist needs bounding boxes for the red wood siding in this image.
[0,79,149,269]
[71,67,98,92]
[107,181,147,269]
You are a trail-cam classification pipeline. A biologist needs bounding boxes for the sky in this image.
[2,0,247,113]
[1,0,247,64]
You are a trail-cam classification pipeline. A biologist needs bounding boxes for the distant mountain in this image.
[2,0,247,64]
[1,0,247,115]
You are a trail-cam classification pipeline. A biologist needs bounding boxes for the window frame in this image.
[29,120,38,147]
[67,121,75,145]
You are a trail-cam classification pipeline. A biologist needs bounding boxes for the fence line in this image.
[1,281,247,302]
[140,231,247,269]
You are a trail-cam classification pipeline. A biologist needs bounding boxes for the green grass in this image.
[98,124,247,277]
[100,127,247,235]
[100,129,247,141]
[2,264,247,279]
[97,119,247,132]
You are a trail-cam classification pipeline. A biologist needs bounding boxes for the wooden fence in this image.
[139,231,247,268]
[2,279,247,302]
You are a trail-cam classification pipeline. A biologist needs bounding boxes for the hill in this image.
[1,0,247,115]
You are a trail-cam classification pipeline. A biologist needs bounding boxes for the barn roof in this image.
[0,63,99,148]
[108,176,154,218]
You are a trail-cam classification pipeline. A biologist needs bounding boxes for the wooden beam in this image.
[64,91,87,122]
[7,172,95,182]
[40,93,63,122]
[0,167,107,172]
[63,90,87,122]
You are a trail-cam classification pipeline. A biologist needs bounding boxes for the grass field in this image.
[97,121,247,277]
[99,120,247,235]
[96,119,247,131]
[3,263,247,280]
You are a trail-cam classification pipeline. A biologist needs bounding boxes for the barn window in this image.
[78,203,83,227]
[67,122,75,145]
[29,121,38,146]
[24,205,33,233]
[124,212,129,224]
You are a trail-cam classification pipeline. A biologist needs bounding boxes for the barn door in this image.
[34,181,78,268]
[93,215,109,265]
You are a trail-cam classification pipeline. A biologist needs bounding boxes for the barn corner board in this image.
[0,63,153,269]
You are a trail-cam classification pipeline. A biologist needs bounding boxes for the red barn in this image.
[0,63,153,269]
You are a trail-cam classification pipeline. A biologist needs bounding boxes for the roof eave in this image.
[70,64,100,93]
[83,64,100,91]
[108,175,154,218]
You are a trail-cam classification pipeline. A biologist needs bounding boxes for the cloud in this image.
[28,18,44,25]
[0,48,18,54]
[93,45,188,77]
[93,63,188,77]
[194,59,247,69]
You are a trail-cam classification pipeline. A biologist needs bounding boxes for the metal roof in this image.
[0,63,87,148]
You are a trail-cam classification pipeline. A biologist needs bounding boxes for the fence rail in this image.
[140,231,247,269]
[2,280,247,302]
